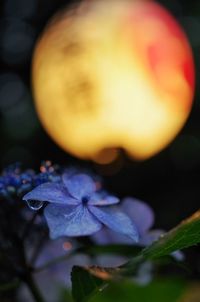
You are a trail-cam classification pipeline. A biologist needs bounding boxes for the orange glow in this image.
[62,241,73,251]
[32,0,195,162]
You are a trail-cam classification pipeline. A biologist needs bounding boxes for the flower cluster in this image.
[0,161,61,199]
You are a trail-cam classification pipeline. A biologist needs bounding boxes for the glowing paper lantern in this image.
[32,0,195,162]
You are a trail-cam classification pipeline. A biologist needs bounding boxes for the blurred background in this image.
[0,0,200,280]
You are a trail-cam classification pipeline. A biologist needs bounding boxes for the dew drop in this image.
[27,200,43,210]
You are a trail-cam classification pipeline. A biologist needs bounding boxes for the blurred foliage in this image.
[72,266,104,302]
[72,266,187,302]
[89,279,187,302]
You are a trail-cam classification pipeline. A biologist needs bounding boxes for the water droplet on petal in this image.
[27,200,43,210]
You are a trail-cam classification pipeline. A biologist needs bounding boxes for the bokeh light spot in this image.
[0,19,35,65]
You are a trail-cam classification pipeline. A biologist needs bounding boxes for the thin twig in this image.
[24,273,46,302]
[30,231,48,265]
[21,211,39,241]
[17,233,46,302]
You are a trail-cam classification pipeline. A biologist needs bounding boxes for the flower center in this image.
[82,195,90,204]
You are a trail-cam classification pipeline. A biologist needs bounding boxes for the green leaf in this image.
[71,266,105,302]
[142,210,200,259]
[58,288,73,302]
[88,278,187,302]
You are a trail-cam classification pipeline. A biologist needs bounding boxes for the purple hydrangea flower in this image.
[23,174,138,241]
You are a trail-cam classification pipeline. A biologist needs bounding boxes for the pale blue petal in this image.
[23,183,78,205]
[44,204,102,239]
[89,206,139,242]
[62,174,95,199]
[133,262,153,286]
[89,192,120,206]
[122,198,155,236]
[171,251,185,262]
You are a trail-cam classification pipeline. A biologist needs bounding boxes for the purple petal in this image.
[89,192,120,206]
[35,238,72,267]
[89,206,139,242]
[62,174,95,199]
[62,167,79,179]
[92,228,114,245]
[44,204,102,239]
[92,227,133,245]
[139,230,164,246]
[122,198,155,236]
[23,183,78,205]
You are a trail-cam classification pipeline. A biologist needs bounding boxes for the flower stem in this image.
[24,273,46,302]
[18,239,46,302]
[22,211,39,240]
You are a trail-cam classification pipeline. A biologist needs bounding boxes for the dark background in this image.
[0,0,200,271]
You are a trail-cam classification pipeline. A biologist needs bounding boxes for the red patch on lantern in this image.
[126,1,195,98]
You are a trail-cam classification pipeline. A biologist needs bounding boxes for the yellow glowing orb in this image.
[32,0,195,163]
